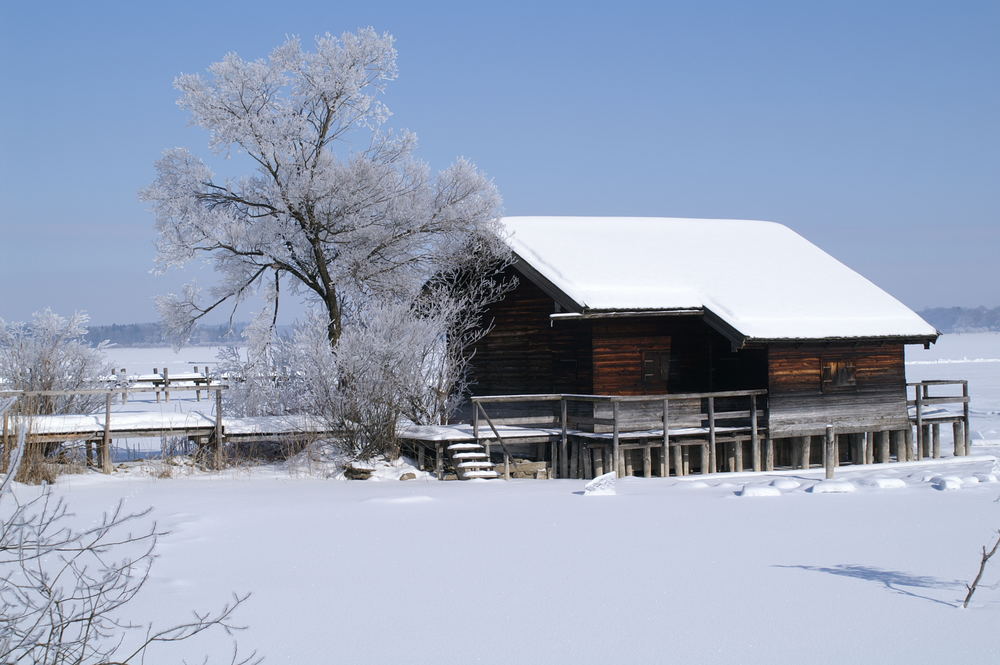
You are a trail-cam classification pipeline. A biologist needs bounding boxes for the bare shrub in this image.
[0,407,260,664]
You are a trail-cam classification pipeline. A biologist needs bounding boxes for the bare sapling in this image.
[962,529,1000,608]
[0,400,261,664]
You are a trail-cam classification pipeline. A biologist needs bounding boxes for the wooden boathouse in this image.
[404,216,969,480]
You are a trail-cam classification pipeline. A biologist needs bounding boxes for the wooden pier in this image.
[0,384,332,474]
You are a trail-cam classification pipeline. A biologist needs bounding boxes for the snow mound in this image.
[930,476,963,491]
[684,480,711,489]
[284,439,429,481]
[974,473,998,484]
[962,476,981,486]
[738,484,781,497]
[809,480,857,494]
[770,478,801,490]
[862,477,907,489]
[584,472,617,496]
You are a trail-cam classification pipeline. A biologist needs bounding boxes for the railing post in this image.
[750,394,761,472]
[214,388,223,469]
[963,380,971,455]
[612,400,621,477]
[101,391,112,474]
[163,367,170,403]
[914,383,923,460]
[824,425,835,480]
[707,397,716,474]
[560,397,568,479]
[662,398,671,477]
[1,410,8,474]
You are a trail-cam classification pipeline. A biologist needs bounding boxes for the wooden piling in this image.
[750,395,761,472]
[163,367,170,402]
[194,366,201,401]
[435,443,443,480]
[764,437,774,471]
[154,368,160,403]
[877,431,889,463]
[953,421,965,456]
[582,445,593,478]
[931,423,941,459]
[800,436,811,469]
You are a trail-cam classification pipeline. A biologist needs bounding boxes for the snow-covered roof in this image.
[502,216,938,343]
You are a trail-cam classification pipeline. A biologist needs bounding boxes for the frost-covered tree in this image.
[142,28,506,348]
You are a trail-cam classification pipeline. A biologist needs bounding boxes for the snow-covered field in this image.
[8,334,1000,664]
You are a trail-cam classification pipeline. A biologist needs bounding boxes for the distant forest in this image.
[86,308,999,347]
[919,307,1000,334]
[86,322,293,347]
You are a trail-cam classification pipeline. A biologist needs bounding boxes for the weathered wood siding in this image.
[468,272,592,398]
[767,343,908,436]
[591,320,671,395]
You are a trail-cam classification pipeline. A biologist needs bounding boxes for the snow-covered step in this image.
[453,451,488,459]
[463,470,499,478]
[448,443,483,451]
[458,460,495,469]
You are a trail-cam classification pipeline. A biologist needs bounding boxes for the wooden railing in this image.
[470,389,768,478]
[0,385,227,473]
[907,380,971,457]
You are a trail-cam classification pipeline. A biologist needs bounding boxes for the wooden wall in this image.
[591,319,671,395]
[767,343,908,436]
[468,272,592,398]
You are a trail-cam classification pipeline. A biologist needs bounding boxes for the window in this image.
[821,359,857,392]
[641,351,670,388]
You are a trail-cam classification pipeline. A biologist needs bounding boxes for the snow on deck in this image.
[24,412,329,437]
[504,216,938,341]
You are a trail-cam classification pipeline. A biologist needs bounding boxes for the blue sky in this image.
[1,0,997,324]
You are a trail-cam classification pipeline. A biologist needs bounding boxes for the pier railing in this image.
[907,380,971,457]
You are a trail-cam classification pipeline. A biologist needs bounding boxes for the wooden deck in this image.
[402,382,974,480]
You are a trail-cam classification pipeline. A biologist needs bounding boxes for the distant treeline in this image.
[86,322,293,347]
[88,309,997,346]
[919,307,1000,333]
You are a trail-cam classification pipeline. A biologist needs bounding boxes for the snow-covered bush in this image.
[0,309,111,416]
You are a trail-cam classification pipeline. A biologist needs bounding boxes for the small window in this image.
[642,351,670,388]
[821,359,857,392]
